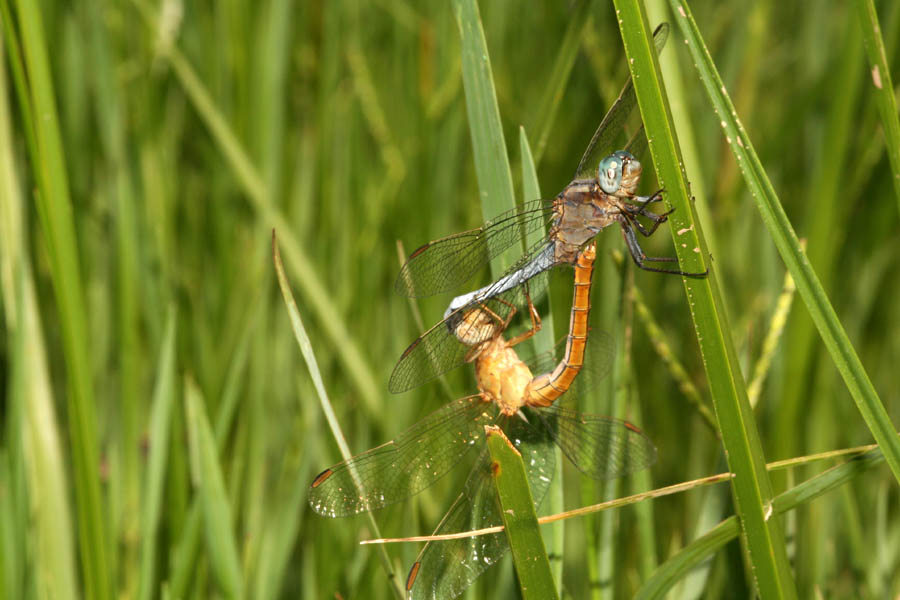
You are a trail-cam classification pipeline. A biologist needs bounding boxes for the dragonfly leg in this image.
[632,188,665,208]
[620,222,708,277]
[506,290,543,348]
[488,297,519,331]
[628,213,669,237]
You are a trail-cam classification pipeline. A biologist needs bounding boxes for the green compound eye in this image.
[597,150,638,194]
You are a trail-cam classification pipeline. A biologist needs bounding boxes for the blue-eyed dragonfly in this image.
[390,23,706,397]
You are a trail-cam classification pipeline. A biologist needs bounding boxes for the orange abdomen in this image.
[525,241,596,406]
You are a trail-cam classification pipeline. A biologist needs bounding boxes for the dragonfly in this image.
[308,297,656,599]
[390,23,706,396]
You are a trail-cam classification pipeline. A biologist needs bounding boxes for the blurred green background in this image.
[2,0,900,598]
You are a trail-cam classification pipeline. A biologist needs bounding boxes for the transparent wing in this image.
[534,404,657,480]
[390,248,552,394]
[395,199,555,298]
[308,395,493,517]
[525,330,615,387]
[573,23,669,181]
[625,124,648,162]
[406,414,556,600]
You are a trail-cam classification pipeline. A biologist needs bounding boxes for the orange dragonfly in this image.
[309,283,655,598]
[390,23,705,396]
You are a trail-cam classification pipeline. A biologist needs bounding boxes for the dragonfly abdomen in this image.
[525,241,596,407]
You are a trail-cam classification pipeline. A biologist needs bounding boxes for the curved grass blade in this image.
[854,0,900,212]
[611,4,796,597]
[486,426,558,600]
[273,235,405,598]
[669,0,900,487]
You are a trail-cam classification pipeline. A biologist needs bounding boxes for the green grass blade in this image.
[168,311,257,599]
[854,0,900,212]
[272,235,405,600]
[611,3,796,597]
[635,449,885,599]
[137,308,177,600]
[453,0,520,276]
[11,1,109,597]
[518,128,556,359]
[519,127,562,592]
[670,0,900,486]
[486,426,558,600]
[184,378,244,599]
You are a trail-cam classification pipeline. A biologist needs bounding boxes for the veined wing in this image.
[526,330,615,386]
[573,23,669,181]
[390,247,551,394]
[308,395,493,517]
[407,414,556,600]
[534,404,657,480]
[395,199,554,298]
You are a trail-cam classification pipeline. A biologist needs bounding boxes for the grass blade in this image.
[670,0,900,487]
[854,0,900,212]
[137,308,177,600]
[184,378,243,598]
[611,2,796,596]
[11,1,109,596]
[453,0,520,276]
[486,426,558,600]
[519,127,563,591]
[272,234,405,599]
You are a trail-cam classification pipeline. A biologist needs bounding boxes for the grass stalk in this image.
[611,2,796,596]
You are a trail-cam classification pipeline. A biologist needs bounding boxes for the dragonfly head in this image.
[597,151,642,197]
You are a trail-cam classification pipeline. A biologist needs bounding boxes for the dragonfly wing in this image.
[534,405,657,480]
[407,415,556,599]
[395,199,554,298]
[389,250,552,394]
[573,23,670,181]
[525,329,615,389]
[308,395,493,517]
[624,124,648,162]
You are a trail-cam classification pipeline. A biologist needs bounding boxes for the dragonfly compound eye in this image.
[597,154,624,194]
[617,151,642,197]
[599,150,641,196]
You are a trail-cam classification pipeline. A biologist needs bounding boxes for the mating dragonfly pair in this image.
[309,23,705,599]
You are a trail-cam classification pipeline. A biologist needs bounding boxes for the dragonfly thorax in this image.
[551,182,617,264]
